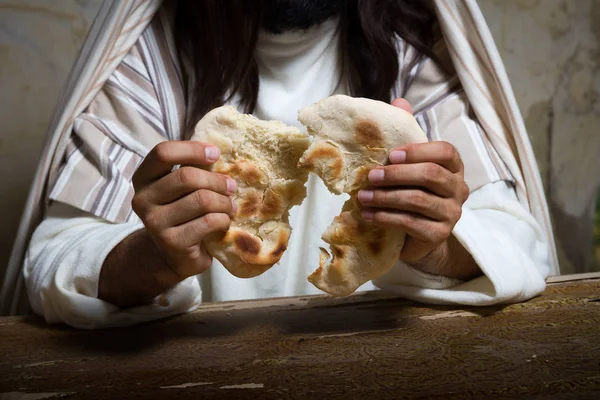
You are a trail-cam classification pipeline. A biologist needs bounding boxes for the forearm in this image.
[24,202,202,328]
[408,234,482,281]
[98,229,183,308]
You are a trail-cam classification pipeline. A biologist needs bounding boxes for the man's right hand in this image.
[131,141,237,279]
[98,141,236,307]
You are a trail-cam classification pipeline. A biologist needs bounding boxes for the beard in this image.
[261,0,348,33]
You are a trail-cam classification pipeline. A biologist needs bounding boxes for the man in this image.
[0,0,558,328]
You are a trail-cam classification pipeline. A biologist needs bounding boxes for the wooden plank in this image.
[0,279,599,399]
[547,272,600,283]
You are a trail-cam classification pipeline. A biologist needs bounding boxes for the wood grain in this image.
[0,279,599,399]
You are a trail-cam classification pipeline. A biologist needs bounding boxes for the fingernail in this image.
[231,198,238,215]
[226,178,237,194]
[361,210,374,221]
[358,190,374,203]
[389,150,406,164]
[205,146,220,162]
[368,169,384,183]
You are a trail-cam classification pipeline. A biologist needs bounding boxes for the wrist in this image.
[407,235,482,281]
[98,229,183,308]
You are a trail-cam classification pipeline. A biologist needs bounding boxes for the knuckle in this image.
[406,191,427,208]
[399,212,416,226]
[441,225,453,241]
[203,213,231,232]
[201,213,217,231]
[372,212,390,226]
[439,142,457,162]
[403,143,416,153]
[152,142,171,162]
[206,171,227,193]
[193,190,212,211]
[131,172,141,190]
[461,183,470,202]
[377,165,400,185]
[131,194,146,214]
[374,190,390,205]
[144,211,162,232]
[157,228,179,249]
[175,166,197,188]
[452,205,463,222]
[423,163,443,184]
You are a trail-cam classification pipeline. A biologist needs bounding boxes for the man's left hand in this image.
[357,99,470,265]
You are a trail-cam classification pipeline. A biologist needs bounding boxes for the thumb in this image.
[392,98,413,115]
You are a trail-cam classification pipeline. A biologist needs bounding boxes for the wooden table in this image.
[1,276,599,399]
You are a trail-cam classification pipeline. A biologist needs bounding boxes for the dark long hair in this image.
[174,0,438,134]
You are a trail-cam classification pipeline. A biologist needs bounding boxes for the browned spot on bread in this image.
[261,188,283,219]
[367,240,383,255]
[354,119,383,147]
[299,144,343,179]
[270,229,290,260]
[271,243,287,258]
[366,226,386,255]
[233,232,261,255]
[357,218,369,236]
[225,160,266,186]
[238,191,261,218]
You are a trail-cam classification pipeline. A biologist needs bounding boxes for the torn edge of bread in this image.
[298,95,429,296]
[191,106,311,279]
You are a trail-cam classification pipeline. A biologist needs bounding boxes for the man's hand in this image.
[99,141,236,307]
[131,141,237,278]
[357,99,480,280]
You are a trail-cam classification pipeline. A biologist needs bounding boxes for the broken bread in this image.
[298,94,429,296]
[191,106,310,278]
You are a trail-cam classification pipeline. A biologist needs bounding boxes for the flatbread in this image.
[191,106,310,278]
[298,95,429,296]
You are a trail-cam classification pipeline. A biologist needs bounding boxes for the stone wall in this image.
[479,0,600,273]
[0,0,597,290]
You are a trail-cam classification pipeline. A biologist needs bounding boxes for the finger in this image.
[391,98,413,115]
[149,189,236,229]
[367,163,458,198]
[132,141,221,190]
[144,166,236,205]
[357,189,456,221]
[389,141,463,174]
[160,212,232,249]
[361,209,451,245]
